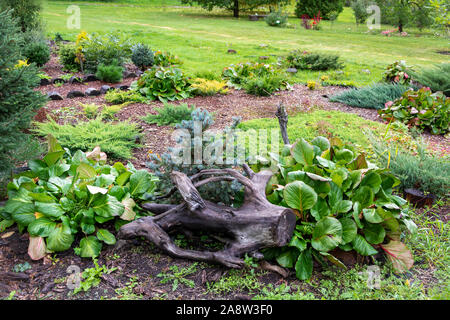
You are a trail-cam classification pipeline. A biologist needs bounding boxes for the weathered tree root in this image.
[118,167,296,268]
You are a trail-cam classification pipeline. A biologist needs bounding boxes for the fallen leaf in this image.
[1,231,14,239]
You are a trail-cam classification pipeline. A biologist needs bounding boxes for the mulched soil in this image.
[1,49,448,301]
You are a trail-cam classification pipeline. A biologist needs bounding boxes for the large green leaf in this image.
[311,217,342,252]
[116,171,132,186]
[364,222,386,244]
[335,149,354,164]
[289,232,307,252]
[28,217,57,237]
[363,208,384,224]
[295,248,313,280]
[96,229,116,245]
[46,222,74,252]
[291,138,314,166]
[283,181,318,213]
[311,136,330,152]
[35,202,64,219]
[310,197,330,221]
[129,170,157,197]
[353,186,374,208]
[276,249,298,268]
[91,195,124,218]
[43,151,65,167]
[351,234,378,256]
[361,171,382,193]
[76,236,102,258]
[339,218,357,244]
[76,163,97,179]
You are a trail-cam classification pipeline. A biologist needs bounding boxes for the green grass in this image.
[237,109,416,152]
[42,1,449,87]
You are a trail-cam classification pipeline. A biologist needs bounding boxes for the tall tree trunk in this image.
[233,0,239,18]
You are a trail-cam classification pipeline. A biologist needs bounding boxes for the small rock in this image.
[123,71,138,79]
[286,67,298,73]
[67,90,86,98]
[47,91,63,100]
[85,88,101,96]
[115,85,129,91]
[40,78,51,86]
[83,74,97,82]
[100,85,113,94]
[227,49,237,54]
[259,56,269,60]
[51,78,65,85]
[69,76,83,84]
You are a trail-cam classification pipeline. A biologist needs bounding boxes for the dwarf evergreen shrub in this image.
[0,10,46,191]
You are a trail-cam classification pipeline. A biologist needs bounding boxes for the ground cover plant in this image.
[368,134,450,198]
[250,135,417,279]
[142,103,195,126]
[411,63,450,97]
[378,87,449,135]
[330,83,415,110]
[32,118,142,160]
[1,136,158,260]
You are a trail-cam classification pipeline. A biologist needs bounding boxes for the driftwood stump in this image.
[276,103,290,145]
[118,165,296,268]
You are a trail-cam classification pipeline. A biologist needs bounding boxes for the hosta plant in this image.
[222,62,276,89]
[378,87,449,135]
[254,136,417,280]
[131,66,193,102]
[1,136,158,260]
[383,60,413,85]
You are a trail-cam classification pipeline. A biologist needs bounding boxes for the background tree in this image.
[295,0,345,19]
[427,0,449,34]
[351,0,371,25]
[181,0,289,18]
[0,9,47,194]
[375,0,433,32]
[0,0,42,32]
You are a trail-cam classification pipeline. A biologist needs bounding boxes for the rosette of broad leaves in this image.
[2,135,158,260]
[131,65,193,102]
[254,136,417,280]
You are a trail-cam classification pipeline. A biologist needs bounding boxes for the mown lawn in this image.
[42,0,449,87]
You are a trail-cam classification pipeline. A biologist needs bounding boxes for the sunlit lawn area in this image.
[42,0,449,87]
